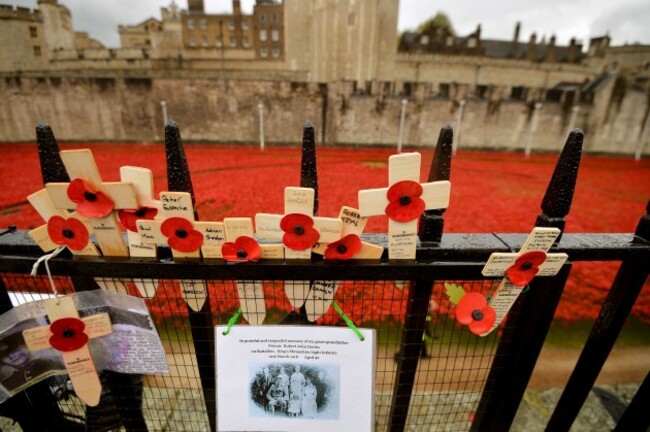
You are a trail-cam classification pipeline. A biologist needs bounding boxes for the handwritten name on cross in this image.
[255,187,342,308]
[22,296,112,406]
[119,166,163,298]
[136,191,220,311]
[222,218,282,325]
[27,188,100,257]
[45,149,137,257]
[479,227,568,336]
[306,206,384,322]
[358,152,451,259]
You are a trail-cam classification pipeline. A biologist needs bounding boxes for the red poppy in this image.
[160,217,203,253]
[67,179,114,219]
[280,213,320,251]
[222,236,261,262]
[456,292,496,335]
[506,251,547,287]
[47,215,90,251]
[49,317,89,352]
[385,180,425,222]
[324,234,363,260]
[118,207,158,233]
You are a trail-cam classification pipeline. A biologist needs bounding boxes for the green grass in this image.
[543,318,650,349]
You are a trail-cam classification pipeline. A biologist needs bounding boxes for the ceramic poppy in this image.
[222,236,261,262]
[456,292,496,335]
[118,206,158,232]
[47,215,90,251]
[506,251,547,287]
[67,179,114,219]
[385,180,425,222]
[160,217,204,252]
[49,317,89,352]
[280,213,320,250]
[324,234,363,260]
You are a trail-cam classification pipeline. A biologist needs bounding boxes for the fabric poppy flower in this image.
[456,292,496,335]
[47,215,90,251]
[49,317,89,352]
[506,251,547,287]
[160,217,204,253]
[324,234,363,260]
[67,178,114,219]
[280,213,320,251]
[118,207,158,233]
[385,180,426,222]
[222,236,261,262]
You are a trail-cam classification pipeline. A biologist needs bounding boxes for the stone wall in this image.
[0,74,647,156]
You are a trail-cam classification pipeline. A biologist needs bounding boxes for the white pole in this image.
[397,99,408,153]
[636,111,650,161]
[525,102,542,158]
[258,103,265,151]
[452,100,466,154]
[160,101,168,125]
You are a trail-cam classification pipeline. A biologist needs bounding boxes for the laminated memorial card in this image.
[215,325,376,432]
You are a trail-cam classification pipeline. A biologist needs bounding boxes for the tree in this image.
[417,12,455,36]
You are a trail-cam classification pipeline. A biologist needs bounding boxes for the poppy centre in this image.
[521,262,533,270]
[236,249,247,258]
[175,229,188,238]
[83,191,97,202]
[336,244,348,254]
[399,195,412,206]
[293,226,305,235]
[63,329,75,338]
[472,310,484,321]
[62,229,75,239]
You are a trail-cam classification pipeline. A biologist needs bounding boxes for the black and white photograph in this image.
[249,363,339,420]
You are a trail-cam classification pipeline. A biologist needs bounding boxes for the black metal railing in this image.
[0,123,647,432]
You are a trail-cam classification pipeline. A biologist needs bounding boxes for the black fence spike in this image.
[419,124,453,242]
[35,123,70,185]
[535,129,583,240]
[164,121,198,219]
[300,121,318,216]
[633,200,650,241]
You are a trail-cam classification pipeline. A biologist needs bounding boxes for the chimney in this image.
[511,21,521,58]
[545,35,557,62]
[475,24,482,40]
[526,32,537,62]
[187,0,204,13]
[233,0,241,16]
[567,37,577,63]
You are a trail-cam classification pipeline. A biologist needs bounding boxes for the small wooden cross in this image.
[306,206,384,322]
[479,227,568,336]
[255,187,342,308]
[119,166,163,298]
[136,191,220,311]
[27,188,100,257]
[358,152,451,259]
[22,295,112,406]
[45,149,138,257]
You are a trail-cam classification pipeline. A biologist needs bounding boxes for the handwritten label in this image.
[236,281,266,326]
[160,192,194,219]
[305,281,339,322]
[180,280,207,311]
[285,187,314,215]
[339,206,366,236]
[481,253,517,277]
[538,253,569,275]
[224,218,254,241]
[483,279,523,336]
[388,220,418,260]
[520,227,561,253]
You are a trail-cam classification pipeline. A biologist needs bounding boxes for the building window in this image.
[260,47,268,57]
[259,29,267,41]
[348,12,355,26]
[271,30,279,42]
[145,39,151,46]
[229,36,237,47]
[189,36,196,46]
[33,46,42,57]
[201,36,208,47]
[216,36,223,47]
[272,47,280,57]
[467,37,477,48]
[420,35,429,45]
[272,13,278,23]
[187,19,194,30]
[242,36,250,48]
[259,14,266,22]
[199,19,207,30]
[29,26,37,38]
[228,20,235,30]
[242,20,249,30]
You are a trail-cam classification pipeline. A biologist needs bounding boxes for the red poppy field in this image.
[0,142,648,327]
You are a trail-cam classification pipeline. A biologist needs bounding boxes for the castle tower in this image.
[37,0,75,51]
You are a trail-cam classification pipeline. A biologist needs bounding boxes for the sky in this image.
[7,0,650,49]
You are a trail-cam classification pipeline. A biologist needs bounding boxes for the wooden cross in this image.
[255,187,342,308]
[27,188,99,257]
[306,206,384,322]
[358,152,451,259]
[479,227,568,336]
[136,191,220,311]
[22,295,112,406]
[221,218,283,325]
[45,149,138,257]
[119,166,163,298]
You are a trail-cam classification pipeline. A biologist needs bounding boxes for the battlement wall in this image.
[0,5,42,22]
